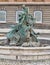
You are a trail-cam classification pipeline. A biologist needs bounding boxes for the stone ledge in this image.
[0,46,50,60]
[0,46,50,50]
[0,2,50,5]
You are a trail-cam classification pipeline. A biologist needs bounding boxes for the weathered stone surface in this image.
[0,46,49,65]
[0,59,50,65]
[18,55,37,60]
[0,55,16,60]
[22,42,40,47]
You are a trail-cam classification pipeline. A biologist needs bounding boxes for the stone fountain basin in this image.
[0,46,50,60]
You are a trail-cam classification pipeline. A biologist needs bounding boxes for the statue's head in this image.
[22,4,28,13]
[22,4,25,8]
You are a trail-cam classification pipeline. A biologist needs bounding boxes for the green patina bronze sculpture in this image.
[6,5,40,47]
